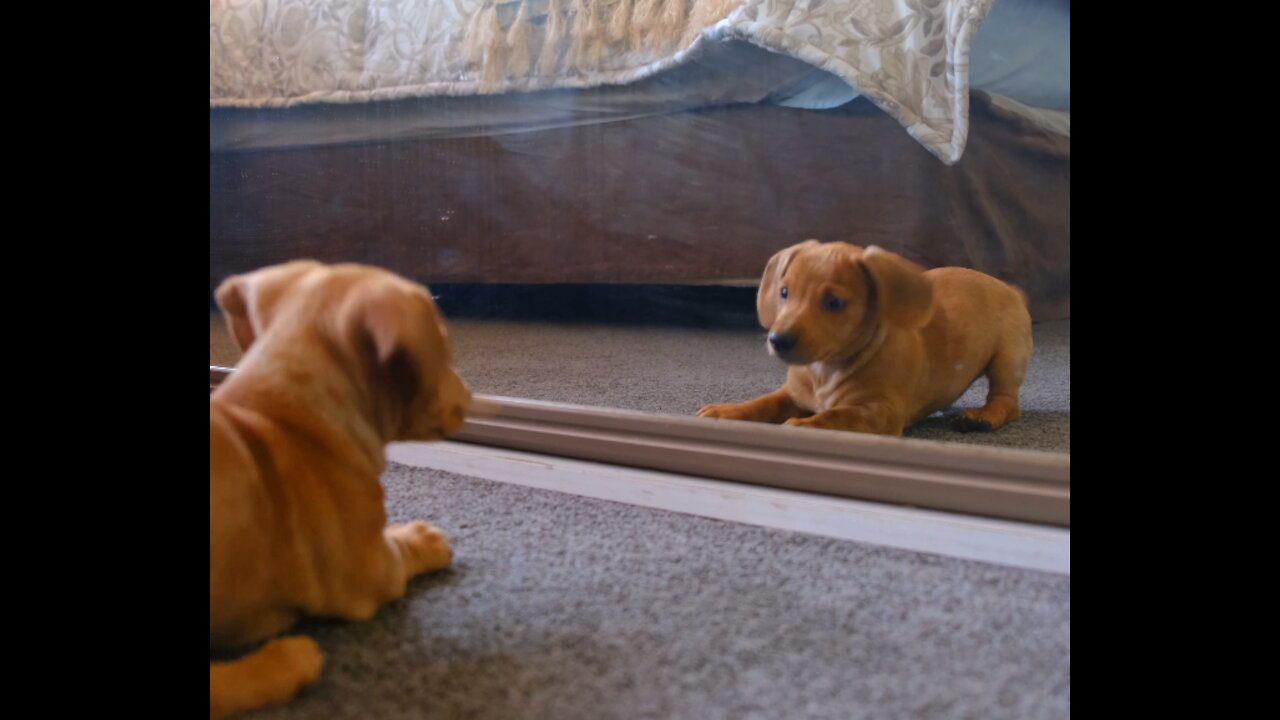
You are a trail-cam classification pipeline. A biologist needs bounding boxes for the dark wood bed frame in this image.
[211,92,1069,321]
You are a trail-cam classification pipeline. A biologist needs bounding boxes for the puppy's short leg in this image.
[326,522,452,623]
[697,389,809,424]
[385,521,453,579]
[953,338,1032,432]
[785,402,906,436]
[209,636,324,720]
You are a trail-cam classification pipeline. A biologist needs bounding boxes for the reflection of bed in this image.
[210,0,1069,320]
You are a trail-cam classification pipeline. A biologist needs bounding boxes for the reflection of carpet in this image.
[239,463,1070,720]
[211,311,1069,453]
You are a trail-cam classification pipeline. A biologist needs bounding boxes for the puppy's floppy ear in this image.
[757,239,821,328]
[214,261,323,352]
[360,292,411,366]
[214,275,257,352]
[344,288,438,402]
[860,246,934,328]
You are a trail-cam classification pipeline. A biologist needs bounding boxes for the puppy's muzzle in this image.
[768,332,800,362]
[438,372,472,436]
[442,403,467,436]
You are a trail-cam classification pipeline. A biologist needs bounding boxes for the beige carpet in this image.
[210,304,1070,719]
[219,463,1069,720]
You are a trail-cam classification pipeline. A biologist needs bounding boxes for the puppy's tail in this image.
[210,636,324,720]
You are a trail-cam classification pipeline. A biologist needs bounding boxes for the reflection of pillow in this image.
[969,0,1070,111]
[775,0,1070,113]
[767,69,859,111]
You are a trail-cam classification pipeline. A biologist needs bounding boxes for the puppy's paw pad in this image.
[402,520,452,571]
[951,414,994,433]
[265,636,325,686]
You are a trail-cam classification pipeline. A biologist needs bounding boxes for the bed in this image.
[210,0,1070,320]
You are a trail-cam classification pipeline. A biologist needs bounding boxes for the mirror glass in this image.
[211,0,1069,456]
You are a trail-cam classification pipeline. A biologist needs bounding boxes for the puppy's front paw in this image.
[267,636,325,688]
[952,411,995,433]
[697,403,751,421]
[389,520,453,576]
[210,637,325,720]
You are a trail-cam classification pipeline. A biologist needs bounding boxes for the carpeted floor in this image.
[210,312,1069,454]
[210,298,1070,717]
[225,465,1069,720]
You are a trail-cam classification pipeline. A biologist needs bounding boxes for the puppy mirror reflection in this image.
[210,249,1068,455]
[697,241,1034,438]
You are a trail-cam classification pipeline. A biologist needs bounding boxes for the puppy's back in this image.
[210,400,285,644]
[925,267,1029,320]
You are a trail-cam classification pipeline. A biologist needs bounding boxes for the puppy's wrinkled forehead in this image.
[338,268,444,321]
[328,266,432,308]
[785,244,864,287]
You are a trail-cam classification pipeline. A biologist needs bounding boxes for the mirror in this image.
[211,0,1068,457]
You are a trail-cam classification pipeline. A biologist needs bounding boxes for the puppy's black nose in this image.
[768,332,796,353]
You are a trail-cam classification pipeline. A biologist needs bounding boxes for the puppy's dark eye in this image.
[780,287,788,300]
[823,293,846,312]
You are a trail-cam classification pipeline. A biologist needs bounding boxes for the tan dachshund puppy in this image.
[697,240,1032,436]
[210,261,472,719]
